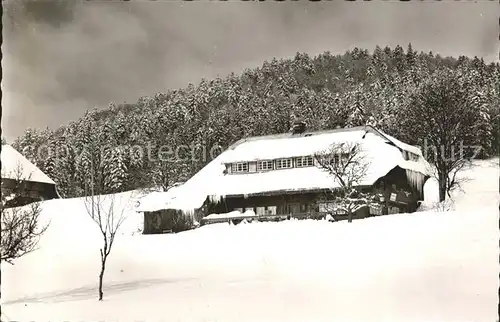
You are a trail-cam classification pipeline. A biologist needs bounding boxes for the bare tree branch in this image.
[1,164,49,264]
[83,161,128,300]
[314,142,376,223]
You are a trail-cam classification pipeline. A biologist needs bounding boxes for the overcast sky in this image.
[2,0,498,141]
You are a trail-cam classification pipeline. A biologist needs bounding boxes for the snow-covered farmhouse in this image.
[137,124,431,232]
[1,144,60,208]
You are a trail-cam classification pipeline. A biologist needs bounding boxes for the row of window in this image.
[230,155,315,174]
[320,154,349,167]
[234,203,401,217]
[229,149,419,175]
[234,206,277,216]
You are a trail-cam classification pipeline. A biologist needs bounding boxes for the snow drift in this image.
[1,158,498,322]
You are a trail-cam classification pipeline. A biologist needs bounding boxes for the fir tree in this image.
[406,42,416,66]
[10,46,499,197]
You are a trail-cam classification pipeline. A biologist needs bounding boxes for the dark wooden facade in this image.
[143,207,204,234]
[143,209,180,234]
[1,178,59,208]
[206,166,426,223]
[372,166,424,214]
[207,191,371,222]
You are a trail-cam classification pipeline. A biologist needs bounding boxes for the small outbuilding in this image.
[1,144,60,208]
[135,185,203,234]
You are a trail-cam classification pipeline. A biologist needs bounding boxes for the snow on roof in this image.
[223,126,424,163]
[213,133,425,198]
[137,126,430,213]
[1,144,56,185]
[378,132,422,156]
[135,185,183,212]
[223,127,367,163]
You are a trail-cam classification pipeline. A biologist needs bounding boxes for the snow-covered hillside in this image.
[2,159,498,322]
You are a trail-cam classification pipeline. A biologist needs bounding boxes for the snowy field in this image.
[2,159,499,322]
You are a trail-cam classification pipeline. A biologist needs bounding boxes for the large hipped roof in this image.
[137,126,430,213]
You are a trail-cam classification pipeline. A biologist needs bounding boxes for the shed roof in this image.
[1,144,56,185]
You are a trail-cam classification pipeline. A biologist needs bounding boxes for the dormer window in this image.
[231,162,249,173]
[402,150,419,162]
[295,155,314,167]
[257,160,273,171]
[275,158,293,170]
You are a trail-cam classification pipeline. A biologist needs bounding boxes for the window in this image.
[388,206,399,214]
[333,155,340,165]
[409,152,419,162]
[318,202,348,214]
[336,208,347,215]
[256,206,266,215]
[257,160,273,171]
[340,153,350,164]
[266,206,277,215]
[295,156,314,168]
[231,162,248,173]
[322,153,345,167]
[369,204,382,216]
[319,202,334,213]
[275,158,293,170]
[402,150,419,162]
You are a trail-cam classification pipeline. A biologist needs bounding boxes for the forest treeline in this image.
[8,44,500,197]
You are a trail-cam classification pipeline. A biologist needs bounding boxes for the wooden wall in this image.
[143,209,196,234]
[209,168,422,218]
[1,178,59,208]
[371,167,421,213]
[212,191,321,215]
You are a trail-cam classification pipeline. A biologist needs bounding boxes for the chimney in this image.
[291,118,307,134]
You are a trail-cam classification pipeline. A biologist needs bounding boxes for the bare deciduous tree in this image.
[1,203,48,265]
[425,161,472,201]
[314,142,376,223]
[84,170,127,301]
[401,69,486,202]
[1,163,49,264]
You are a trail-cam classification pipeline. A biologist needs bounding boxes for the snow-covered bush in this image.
[418,198,456,212]
[433,199,456,212]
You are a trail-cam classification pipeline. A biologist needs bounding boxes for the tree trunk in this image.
[438,179,447,202]
[98,259,106,301]
[437,169,447,202]
[348,211,353,223]
[438,186,447,202]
